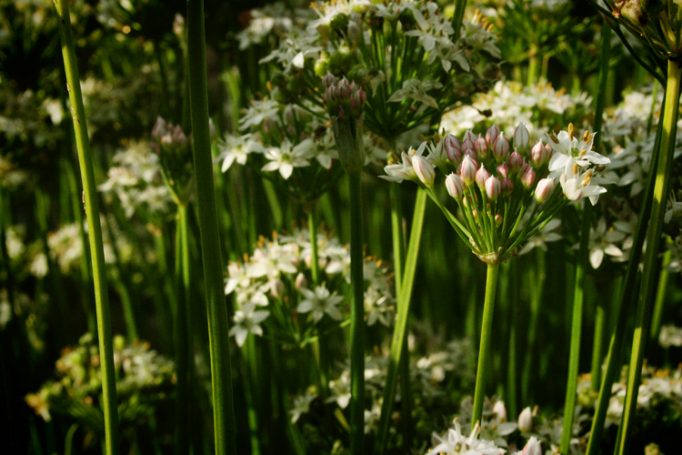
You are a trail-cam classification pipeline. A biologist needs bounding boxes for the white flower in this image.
[588,218,629,269]
[290,390,316,423]
[559,168,607,205]
[217,134,263,172]
[548,129,610,175]
[239,98,280,130]
[426,421,504,455]
[261,139,313,179]
[382,142,430,183]
[659,325,682,348]
[229,302,270,347]
[296,284,344,322]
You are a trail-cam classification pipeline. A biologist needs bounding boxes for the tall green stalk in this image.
[616,58,681,455]
[348,171,365,454]
[649,248,672,342]
[472,263,500,427]
[376,189,427,455]
[174,205,191,455]
[560,202,590,453]
[186,1,237,453]
[53,1,119,453]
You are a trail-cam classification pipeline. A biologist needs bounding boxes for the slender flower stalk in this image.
[174,204,191,455]
[325,75,367,453]
[650,248,672,341]
[617,58,681,455]
[560,202,590,452]
[186,1,237,453]
[561,23,610,452]
[53,1,119,453]
[376,189,428,455]
[472,263,500,426]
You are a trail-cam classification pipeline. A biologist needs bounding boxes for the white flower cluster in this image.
[659,324,682,348]
[293,339,473,431]
[225,229,394,347]
[98,141,172,219]
[426,420,505,455]
[217,97,386,183]
[236,3,310,50]
[440,80,591,137]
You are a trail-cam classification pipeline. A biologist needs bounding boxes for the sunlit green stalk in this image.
[376,189,427,455]
[186,1,237,453]
[560,202,590,453]
[616,58,681,455]
[174,204,191,455]
[348,171,365,454]
[53,1,119,452]
[472,262,499,427]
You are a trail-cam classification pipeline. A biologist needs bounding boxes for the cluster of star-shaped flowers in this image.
[384,123,610,263]
[225,229,394,347]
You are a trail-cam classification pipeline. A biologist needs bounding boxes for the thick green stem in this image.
[186,1,237,453]
[527,43,539,86]
[522,249,544,405]
[376,189,427,455]
[560,202,591,454]
[472,262,499,427]
[451,0,468,37]
[617,58,681,455]
[53,1,119,453]
[348,171,365,454]
[174,205,191,455]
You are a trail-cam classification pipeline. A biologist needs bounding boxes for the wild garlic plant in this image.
[385,122,610,426]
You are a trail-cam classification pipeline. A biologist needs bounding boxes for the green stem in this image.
[560,202,591,454]
[506,265,519,418]
[186,1,237,453]
[521,249,544,405]
[376,189,427,455]
[617,58,681,455]
[649,248,672,342]
[53,1,119,453]
[472,262,499,427]
[451,0,468,38]
[174,205,191,455]
[527,43,539,86]
[308,207,321,285]
[591,298,606,391]
[348,171,365,454]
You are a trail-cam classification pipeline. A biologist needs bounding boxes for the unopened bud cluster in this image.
[384,122,608,263]
[151,117,194,205]
[323,74,367,119]
[323,75,367,173]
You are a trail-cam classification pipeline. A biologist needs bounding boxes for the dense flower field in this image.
[2,0,682,454]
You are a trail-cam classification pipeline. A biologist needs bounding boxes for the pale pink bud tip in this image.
[444,134,461,162]
[521,166,536,189]
[534,177,555,203]
[475,165,490,189]
[445,173,464,200]
[485,125,500,146]
[460,155,478,184]
[485,175,501,200]
[493,134,510,161]
[514,123,530,150]
[412,155,435,187]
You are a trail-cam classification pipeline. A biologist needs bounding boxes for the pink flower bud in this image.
[475,164,490,189]
[492,400,507,422]
[496,163,509,179]
[485,125,500,146]
[493,134,510,161]
[509,151,524,170]
[463,130,476,143]
[534,177,555,203]
[531,140,550,167]
[521,166,536,189]
[513,123,530,150]
[495,213,503,226]
[445,173,464,200]
[460,155,478,184]
[444,134,461,162]
[485,175,501,200]
[412,155,435,187]
[475,134,487,154]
